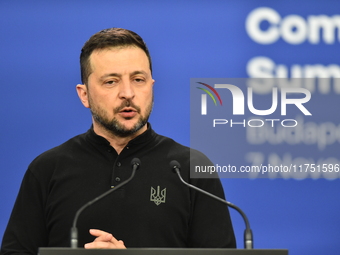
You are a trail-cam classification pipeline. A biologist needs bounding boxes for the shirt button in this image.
[126,146,129,150]
[107,149,112,153]
[117,162,121,167]
[115,177,121,182]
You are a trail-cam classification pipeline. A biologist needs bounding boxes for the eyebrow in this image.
[99,70,149,80]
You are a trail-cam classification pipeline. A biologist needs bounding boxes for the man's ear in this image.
[76,84,90,108]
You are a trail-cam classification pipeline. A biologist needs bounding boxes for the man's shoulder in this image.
[152,131,211,166]
[153,132,189,151]
[28,131,88,172]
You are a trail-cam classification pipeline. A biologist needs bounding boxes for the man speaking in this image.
[1,28,236,254]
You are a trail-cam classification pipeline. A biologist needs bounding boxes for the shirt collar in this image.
[85,123,155,147]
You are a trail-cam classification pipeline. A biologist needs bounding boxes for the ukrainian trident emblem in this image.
[150,186,166,206]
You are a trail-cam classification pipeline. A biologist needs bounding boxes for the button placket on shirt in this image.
[115,161,122,183]
[109,145,131,188]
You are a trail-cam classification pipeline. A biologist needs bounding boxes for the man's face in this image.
[78,46,154,137]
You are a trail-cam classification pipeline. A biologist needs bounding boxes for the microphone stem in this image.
[70,162,139,248]
[175,169,253,249]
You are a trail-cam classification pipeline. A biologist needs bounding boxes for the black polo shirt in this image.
[1,125,235,254]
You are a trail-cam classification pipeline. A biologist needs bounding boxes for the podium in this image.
[39,248,288,255]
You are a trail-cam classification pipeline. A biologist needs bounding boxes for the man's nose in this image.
[118,80,135,100]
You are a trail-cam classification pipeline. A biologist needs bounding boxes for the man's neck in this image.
[92,122,147,154]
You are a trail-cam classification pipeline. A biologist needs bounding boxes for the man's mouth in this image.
[119,107,138,118]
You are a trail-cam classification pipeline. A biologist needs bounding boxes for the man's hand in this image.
[84,229,126,249]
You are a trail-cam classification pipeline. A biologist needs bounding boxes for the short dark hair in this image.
[80,28,152,85]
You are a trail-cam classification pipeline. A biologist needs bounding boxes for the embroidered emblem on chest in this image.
[150,186,166,205]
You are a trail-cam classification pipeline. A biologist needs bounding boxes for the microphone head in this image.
[131,158,141,167]
[169,160,181,172]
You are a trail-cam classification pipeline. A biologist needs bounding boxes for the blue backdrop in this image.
[1,1,339,255]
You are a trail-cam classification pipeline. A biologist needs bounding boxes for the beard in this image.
[88,94,153,138]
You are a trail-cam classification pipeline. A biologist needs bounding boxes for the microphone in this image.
[170,160,253,249]
[70,158,141,248]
